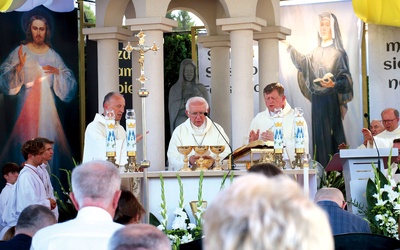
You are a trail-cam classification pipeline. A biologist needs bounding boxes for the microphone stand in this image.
[205,113,236,170]
[364,113,381,170]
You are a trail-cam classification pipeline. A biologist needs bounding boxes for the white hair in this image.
[71,160,121,207]
[204,174,333,250]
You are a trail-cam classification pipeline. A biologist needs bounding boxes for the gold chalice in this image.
[210,145,225,170]
[177,146,193,171]
[194,146,209,171]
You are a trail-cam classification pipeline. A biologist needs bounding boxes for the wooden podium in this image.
[326,148,398,214]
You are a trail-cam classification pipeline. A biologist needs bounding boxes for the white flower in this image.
[187,223,196,230]
[376,199,388,206]
[157,224,165,231]
[171,216,187,230]
[181,234,193,244]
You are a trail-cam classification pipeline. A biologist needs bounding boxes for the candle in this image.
[294,107,305,153]
[105,109,116,157]
[274,108,284,153]
[125,109,137,155]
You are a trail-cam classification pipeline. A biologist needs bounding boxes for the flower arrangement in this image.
[153,171,233,249]
[156,173,204,249]
[354,155,400,239]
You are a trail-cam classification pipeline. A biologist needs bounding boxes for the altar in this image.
[120,167,317,225]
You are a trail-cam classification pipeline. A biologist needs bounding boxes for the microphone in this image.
[204,112,236,170]
[364,113,381,169]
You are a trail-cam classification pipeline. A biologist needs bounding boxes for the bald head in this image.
[370,120,384,136]
[314,187,345,207]
[108,224,170,250]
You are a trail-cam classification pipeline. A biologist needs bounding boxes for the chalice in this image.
[210,145,225,170]
[194,146,209,171]
[177,146,193,171]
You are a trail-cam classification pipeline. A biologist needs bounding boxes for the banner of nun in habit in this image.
[0,6,80,187]
[279,0,362,167]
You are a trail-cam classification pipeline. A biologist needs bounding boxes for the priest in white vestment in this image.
[167,97,231,171]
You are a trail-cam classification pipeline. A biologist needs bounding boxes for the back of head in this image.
[314,187,344,206]
[2,162,20,175]
[71,160,121,207]
[114,190,146,225]
[248,163,283,177]
[204,174,333,250]
[16,204,57,237]
[108,224,170,250]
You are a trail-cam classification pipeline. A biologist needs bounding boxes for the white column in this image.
[217,17,266,150]
[254,26,291,110]
[83,27,133,112]
[198,36,231,139]
[230,29,254,149]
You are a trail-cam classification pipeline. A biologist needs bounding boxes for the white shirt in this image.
[82,113,127,165]
[31,206,124,250]
[0,183,14,230]
[167,117,231,171]
[248,102,309,161]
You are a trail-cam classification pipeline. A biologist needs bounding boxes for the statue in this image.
[168,59,210,133]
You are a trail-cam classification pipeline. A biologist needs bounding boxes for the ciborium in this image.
[194,146,209,171]
[177,146,193,171]
[210,145,225,170]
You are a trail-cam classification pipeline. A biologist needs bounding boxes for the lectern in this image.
[327,148,398,214]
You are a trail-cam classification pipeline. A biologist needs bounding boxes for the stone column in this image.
[254,26,291,110]
[217,17,266,150]
[125,17,176,171]
[198,35,232,139]
[82,27,133,113]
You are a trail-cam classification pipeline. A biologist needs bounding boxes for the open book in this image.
[223,140,274,162]
[313,72,333,86]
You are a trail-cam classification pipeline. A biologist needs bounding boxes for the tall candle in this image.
[105,109,116,157]
[274,108,283,153]
[126,109,137,156]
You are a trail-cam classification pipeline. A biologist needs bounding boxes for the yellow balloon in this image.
[353,0,400,27]
[0,0,13,12]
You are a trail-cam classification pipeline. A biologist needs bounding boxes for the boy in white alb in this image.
[0,162,20,232]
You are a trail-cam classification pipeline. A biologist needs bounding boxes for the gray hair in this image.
[204,174,333,250]
[108,224,170,250]
[72,160,121,207]
[185,96,209,111]
[314,187,345,206]
[16,205,57,236]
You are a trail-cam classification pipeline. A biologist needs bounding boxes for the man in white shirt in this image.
[1,140,56,238]
[167,96,231,171]
[82,92,143,165]
[362,108,400,148]
[248,82,309,165]
[31,160,123,250]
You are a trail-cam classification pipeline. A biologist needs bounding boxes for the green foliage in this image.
[83,4,96,24]
[166,11,196,32]
[163,33,192,89]
[52,168,77,222]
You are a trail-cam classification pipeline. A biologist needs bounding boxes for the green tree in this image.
[166,10,195,31]
[83,4,96,24]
